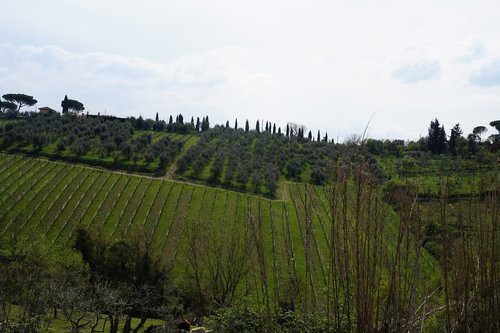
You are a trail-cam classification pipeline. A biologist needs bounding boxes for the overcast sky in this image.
[1,0,500,141]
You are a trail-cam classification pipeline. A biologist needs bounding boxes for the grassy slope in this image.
[0,153,439,313]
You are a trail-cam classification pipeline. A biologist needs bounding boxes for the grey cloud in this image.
[469,58,500,87]
[392,59,441,83]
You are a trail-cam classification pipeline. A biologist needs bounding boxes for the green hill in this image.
[0,153,436,311]
[1,112,498,331]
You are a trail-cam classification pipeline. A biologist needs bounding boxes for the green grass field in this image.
[0,152,438,312]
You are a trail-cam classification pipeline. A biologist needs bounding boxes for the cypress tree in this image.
[61,95,69,114]
[449,123,462,156]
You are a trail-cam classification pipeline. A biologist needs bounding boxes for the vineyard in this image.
[0,152,437,312]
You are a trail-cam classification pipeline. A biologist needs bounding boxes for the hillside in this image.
[0,112,498,332]
[0,152,438,308]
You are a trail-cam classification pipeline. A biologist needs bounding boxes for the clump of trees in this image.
[0,232,183,333]
[175,124,340,196]
[0,112,183,173]
[61,95,85,114]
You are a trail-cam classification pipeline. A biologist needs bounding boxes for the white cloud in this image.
[456,38,487,63]
[1,44,278,123]
[469,58,500,87]
[392,59,441,83]
[391,45,442,83]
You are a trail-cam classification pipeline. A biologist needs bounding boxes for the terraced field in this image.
[0,153,435,308]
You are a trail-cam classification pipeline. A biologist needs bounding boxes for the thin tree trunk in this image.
[123,315,131,333]
[132,316,148,333]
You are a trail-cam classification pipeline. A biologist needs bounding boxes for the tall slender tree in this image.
[61,95,69,114]
[449,123,463,156]
[196,117,200,131]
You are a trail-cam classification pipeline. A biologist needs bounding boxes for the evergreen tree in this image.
[169,115,173,124]
[196,117,200,131]
[226,120,230,128]
[472,126,487,142]
[3,93,37,112]
[178,114,184,124]
[155,112,159,122]
[200,116,210,131]
[317,130,320,142]
[286,124,290,138]
[191,116,194,127]
[234,118,238,130]
[324,132,328,142]
[308,130,312,141]
[265,121,269,132]
[256,120,260,133]
[449,123,463,156]
[245,120,249,132]
[273,123,276,134]
[61,95,69,114]
[427,118,447,154]
[439,125,447,153]
[278,127,281,135]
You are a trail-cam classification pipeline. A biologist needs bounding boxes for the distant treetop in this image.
[2,93,37,112]
[61,95,85,114]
